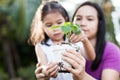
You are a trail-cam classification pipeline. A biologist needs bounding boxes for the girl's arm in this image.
[35,43,48,65]
[35,44,58,79]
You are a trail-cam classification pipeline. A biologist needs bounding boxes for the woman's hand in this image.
[35,62,59,80]
[70,31,88,44]
[62,49,86,80]
[62,49,96,80]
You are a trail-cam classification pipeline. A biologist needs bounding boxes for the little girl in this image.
[28,1,95,80]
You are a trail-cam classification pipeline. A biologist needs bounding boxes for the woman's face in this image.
[42,12,65,42]
[73,5,98,40]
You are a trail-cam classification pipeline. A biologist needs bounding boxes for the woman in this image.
[62,1,120,80]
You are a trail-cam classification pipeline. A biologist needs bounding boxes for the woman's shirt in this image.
[86,42,120,80]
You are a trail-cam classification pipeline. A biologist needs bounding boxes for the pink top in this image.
[86,42,120,80]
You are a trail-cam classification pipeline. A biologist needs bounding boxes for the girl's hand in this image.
[35,63,48,80]
[35,62,59,80]
[46,62,59,78]
[62,49,86,80]
[70,31,88,43]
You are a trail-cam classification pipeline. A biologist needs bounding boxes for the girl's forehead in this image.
[43,12,65,22]
[44,12,64,19]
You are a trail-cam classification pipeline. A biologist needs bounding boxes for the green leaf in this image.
[61,22,72,34]
[61,25,72,34]
[50,22,81,39]
[72,24,81,34]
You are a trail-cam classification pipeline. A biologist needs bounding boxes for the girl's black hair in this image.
[72,1,106,70]
[41,1,69,44]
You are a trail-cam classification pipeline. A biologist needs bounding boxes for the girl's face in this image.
[73,5,98,40]
[42,12,65,42]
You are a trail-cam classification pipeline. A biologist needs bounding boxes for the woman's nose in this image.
[80,20,86,26]
[79,20,87,27]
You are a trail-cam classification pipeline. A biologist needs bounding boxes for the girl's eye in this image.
[46,24,52,27]
[57,22,63,25]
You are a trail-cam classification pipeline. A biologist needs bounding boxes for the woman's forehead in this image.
[76,5,98,16]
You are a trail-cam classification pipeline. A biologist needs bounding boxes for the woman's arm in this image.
[101,42,120,80]
[70,31,96,61]
[82,36,96,61]
[101,69,119,80]
[73,72,96,80]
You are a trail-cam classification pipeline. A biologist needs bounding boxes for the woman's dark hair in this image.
[72,1,106,70]
[41,1,69,44]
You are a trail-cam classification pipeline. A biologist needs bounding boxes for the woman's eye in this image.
[76,18,81,21]
[88,18,93,21]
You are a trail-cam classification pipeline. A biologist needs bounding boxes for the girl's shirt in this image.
[86,42,120,80]
[36,39,83,80]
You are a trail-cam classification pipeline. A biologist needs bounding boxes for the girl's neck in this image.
[52,39,64,45]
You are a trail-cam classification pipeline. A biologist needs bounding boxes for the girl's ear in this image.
[65,17,69,22]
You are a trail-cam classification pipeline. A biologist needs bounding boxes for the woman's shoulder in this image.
[102,42,120,73]
[103,41,120,61]
[105,41,120,52]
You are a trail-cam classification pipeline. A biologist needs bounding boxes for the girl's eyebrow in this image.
[57,19,63,22]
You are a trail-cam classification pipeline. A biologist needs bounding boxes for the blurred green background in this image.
[0,0,120,80]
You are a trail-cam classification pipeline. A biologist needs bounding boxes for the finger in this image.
[47,62,57,69]
[70,34,76,41]
[47,62,58,73]
[62,54,80,68]
[49,66,58,78]
[36,62,41,68]
[71,36,80,43]
[67,50,86,66]
[62,65,77,76]
[66,49,85,63]
[64,49,85,65]
[63,50,81,65]
[36,73,45,79]
[35,66,42,74]
[70,34,80,43]
[70,34,75,40]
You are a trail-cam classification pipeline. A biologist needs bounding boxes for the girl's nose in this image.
[52,25,61,31]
